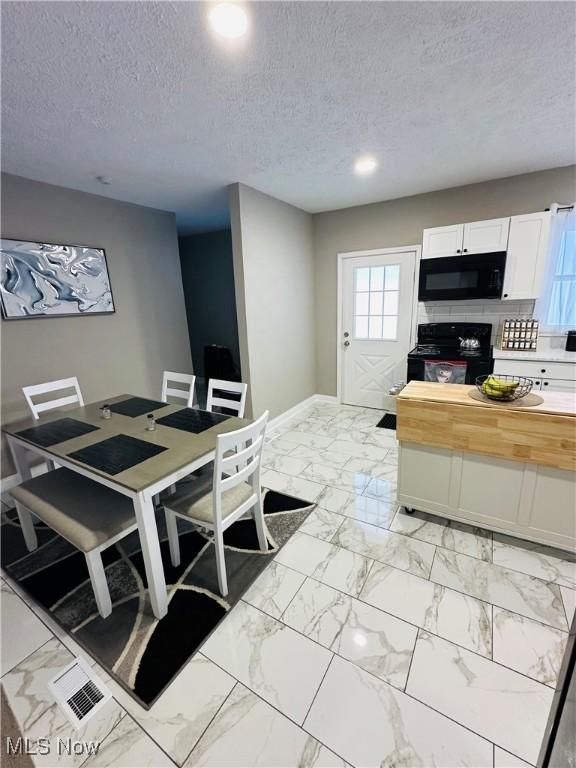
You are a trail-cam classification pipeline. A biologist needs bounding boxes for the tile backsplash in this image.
[417,300,536,345]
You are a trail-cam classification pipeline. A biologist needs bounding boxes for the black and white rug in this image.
[376,413,397,430]
[1,490,313,708]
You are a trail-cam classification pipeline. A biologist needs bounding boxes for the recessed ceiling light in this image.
[354,156,378,176]
[209,3,249,39]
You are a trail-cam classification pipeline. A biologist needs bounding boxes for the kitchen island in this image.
[396,381,576,551]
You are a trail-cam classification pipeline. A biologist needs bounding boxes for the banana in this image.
[481,375,521,399]
[490,376,519,390]
[482,375,518,395]
[482,383,505,398]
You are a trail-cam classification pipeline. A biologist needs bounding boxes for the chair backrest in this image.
[212,410,269,523]
[161,371,196,407]
[206,379,248,417]
[23,377,84,420]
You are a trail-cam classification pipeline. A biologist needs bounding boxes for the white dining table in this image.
[3,393,248,619]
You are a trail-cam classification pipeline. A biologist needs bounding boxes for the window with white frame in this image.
[353,264,400,340]
[536,208,576,331]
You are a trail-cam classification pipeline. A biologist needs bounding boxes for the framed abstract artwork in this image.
[0,238,115,319]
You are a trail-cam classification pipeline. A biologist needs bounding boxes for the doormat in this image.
[376,413,397,430]
[1,490,313,709]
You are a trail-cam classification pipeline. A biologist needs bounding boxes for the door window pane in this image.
[353,263,401,340]
[383,291,399,315]
[369,292,383,315]
[355,292,369,315]
[369,316,382,339]
[355,267,370,292]
[370,266,384,291]
[385,265,400,291]
[355,316,368,338]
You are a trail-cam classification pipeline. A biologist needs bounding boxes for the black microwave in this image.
[418,252,506,302]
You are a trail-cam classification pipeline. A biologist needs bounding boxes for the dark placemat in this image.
[376,413,397,430]
[109,397,170,418]
[69,434,167,475]
[157,408,230,434]
[16,418,100,448]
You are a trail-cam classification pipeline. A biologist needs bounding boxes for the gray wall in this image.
[1,173,192,476]
[178,229,240,380]
[313,165,576,394]
[230,183,316,419]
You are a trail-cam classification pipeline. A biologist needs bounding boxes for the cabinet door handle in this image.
[541,369,546,373]
[543,381,549,386]
[535,381,540,385]
[463,248,468,253]
[456,249,461,254]
[503,293,509,298]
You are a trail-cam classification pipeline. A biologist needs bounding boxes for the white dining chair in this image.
[161,371,196,407]
[22,377,84,473]
[163,410,269,596]
[206,379,248,417]
[158,371,196,500]
[22,377,84,420]
[11,469,138,619]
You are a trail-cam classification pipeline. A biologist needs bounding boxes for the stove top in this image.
[409,322,493,361]
[408,344,491,360]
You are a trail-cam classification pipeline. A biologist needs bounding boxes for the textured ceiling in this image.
[2,1,575,233]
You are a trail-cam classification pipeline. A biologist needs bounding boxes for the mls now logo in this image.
[6,737,100,757]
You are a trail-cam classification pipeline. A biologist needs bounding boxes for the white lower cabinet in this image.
[541,379,576,393]
[493,358,576,393]
[398,443,576,551]
[457,453,525,528]
[398,444,453,514]
[528,466,576,543]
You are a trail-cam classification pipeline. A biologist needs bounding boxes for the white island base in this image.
[397,442,576,552]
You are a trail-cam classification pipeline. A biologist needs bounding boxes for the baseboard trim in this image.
[266,395,318,434]
[267,393,339,435]
[314,394,339,404]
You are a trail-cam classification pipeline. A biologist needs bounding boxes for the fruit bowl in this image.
[475,375,533,402]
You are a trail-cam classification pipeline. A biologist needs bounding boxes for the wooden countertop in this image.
[398,381,576,417]
[397,382,576,471]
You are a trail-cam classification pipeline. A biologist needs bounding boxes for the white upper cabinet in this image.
[501,211,551,301]
[422,217,509,259]
[422,224,464,258]
[462,217,510,254]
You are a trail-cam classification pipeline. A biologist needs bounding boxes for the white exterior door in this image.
[340,250,417,408]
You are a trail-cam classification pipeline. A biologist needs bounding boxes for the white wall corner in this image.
[266,393,338,435]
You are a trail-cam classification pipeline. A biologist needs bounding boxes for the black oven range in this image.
[407,322,494,385]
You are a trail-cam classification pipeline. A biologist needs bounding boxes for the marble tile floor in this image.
[2,400,575,767]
